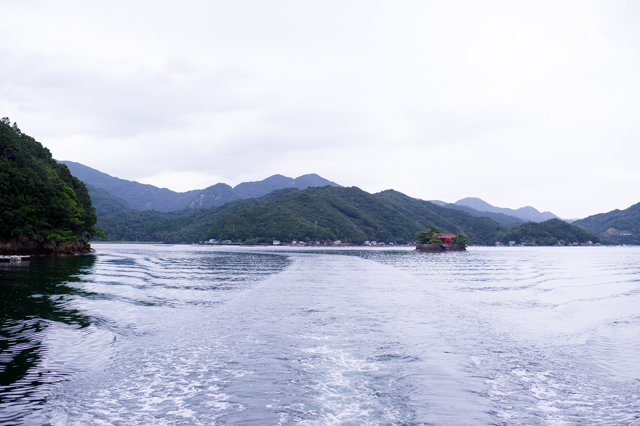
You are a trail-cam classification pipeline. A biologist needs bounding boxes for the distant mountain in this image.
[85,184,133,216]
[193,174,341,208]
[573,202,640,245]
[454,197,560,223]
[61,161,341,212]
[61,161,201,212]
[442,203,524,228]
[187,183,242,209]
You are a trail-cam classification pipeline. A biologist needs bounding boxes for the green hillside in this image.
[500,218,600,246]
[95,188,300,242]
[94,186,507,245]
[0,119,99,254]
[203,186,507,245]
[573,202,640,245]
[85,183,133,216]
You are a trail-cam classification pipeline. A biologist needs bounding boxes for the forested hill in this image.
[204,187,507,244]
[0,119,99,255]
[96,188,300,243]
[499,218,600,246]
[573,202,640,245]
[85,183,134,216]
[62,161,341,212]
[96,185,508,245]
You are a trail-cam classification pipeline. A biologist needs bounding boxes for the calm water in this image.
[1,245,639,425]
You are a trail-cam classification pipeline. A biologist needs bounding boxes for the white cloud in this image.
[1,0,640,218]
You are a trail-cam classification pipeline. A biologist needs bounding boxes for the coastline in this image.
[0,236,93,256]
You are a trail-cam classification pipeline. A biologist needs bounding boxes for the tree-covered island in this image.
[0,118,101,255]
[414,225,469,251]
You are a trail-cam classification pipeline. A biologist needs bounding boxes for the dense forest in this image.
[573,202,640,245]
[0,119,99,254]
[499,218,600,246]
[95,188,300,243]
[95,186,509,245]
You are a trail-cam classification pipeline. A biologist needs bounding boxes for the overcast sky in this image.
[2,0,639,218]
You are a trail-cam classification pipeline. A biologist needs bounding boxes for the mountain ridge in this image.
[431,197,561,223]
[455,197,559,222]
[61,161,341,212]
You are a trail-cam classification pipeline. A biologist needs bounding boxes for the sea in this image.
[1,244,639,425]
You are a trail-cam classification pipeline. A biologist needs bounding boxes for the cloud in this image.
[1,0,640,217]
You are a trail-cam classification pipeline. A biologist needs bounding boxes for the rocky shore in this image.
[416,243,466,252]
[0,235,92,256]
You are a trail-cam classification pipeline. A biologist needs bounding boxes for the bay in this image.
[1,245,639,425]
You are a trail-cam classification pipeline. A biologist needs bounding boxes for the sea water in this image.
[1,245,639,425]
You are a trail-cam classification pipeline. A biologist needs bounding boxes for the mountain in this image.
[0,119,98,255]
[454,197,560,223]
[187,183,242,209]
[60,161,201,212]
[202,187,507,245]
[61,161,341,212]
[95,186,508,245]
[192,174,341,209]
[573,202,640,245]
[440,203,524,228]
[500,218,600,246]
[85,184,133,216]
[234,173,340,198]
[96,188,300,243]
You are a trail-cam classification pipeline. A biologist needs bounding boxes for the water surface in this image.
[1,245,639,425]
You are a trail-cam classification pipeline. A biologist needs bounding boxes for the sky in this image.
[1,0,639,219]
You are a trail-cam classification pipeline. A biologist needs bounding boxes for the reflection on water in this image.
[0,256,103,424]
[1,245,639,425]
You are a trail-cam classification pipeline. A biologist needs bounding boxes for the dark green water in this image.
[0,256,98,422]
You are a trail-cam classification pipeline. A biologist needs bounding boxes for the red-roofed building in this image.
[435,233,456,244]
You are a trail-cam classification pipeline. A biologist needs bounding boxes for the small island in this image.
[415,226,468,252]
[0,118,101,256]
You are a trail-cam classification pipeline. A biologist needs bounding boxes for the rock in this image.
[0,235,92,256]
[415,243,466,252]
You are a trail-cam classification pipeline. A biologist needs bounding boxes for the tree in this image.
[416,225,441,244]
[453,233,470,246]
[0,119,100,248]
[415,231,431,244]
